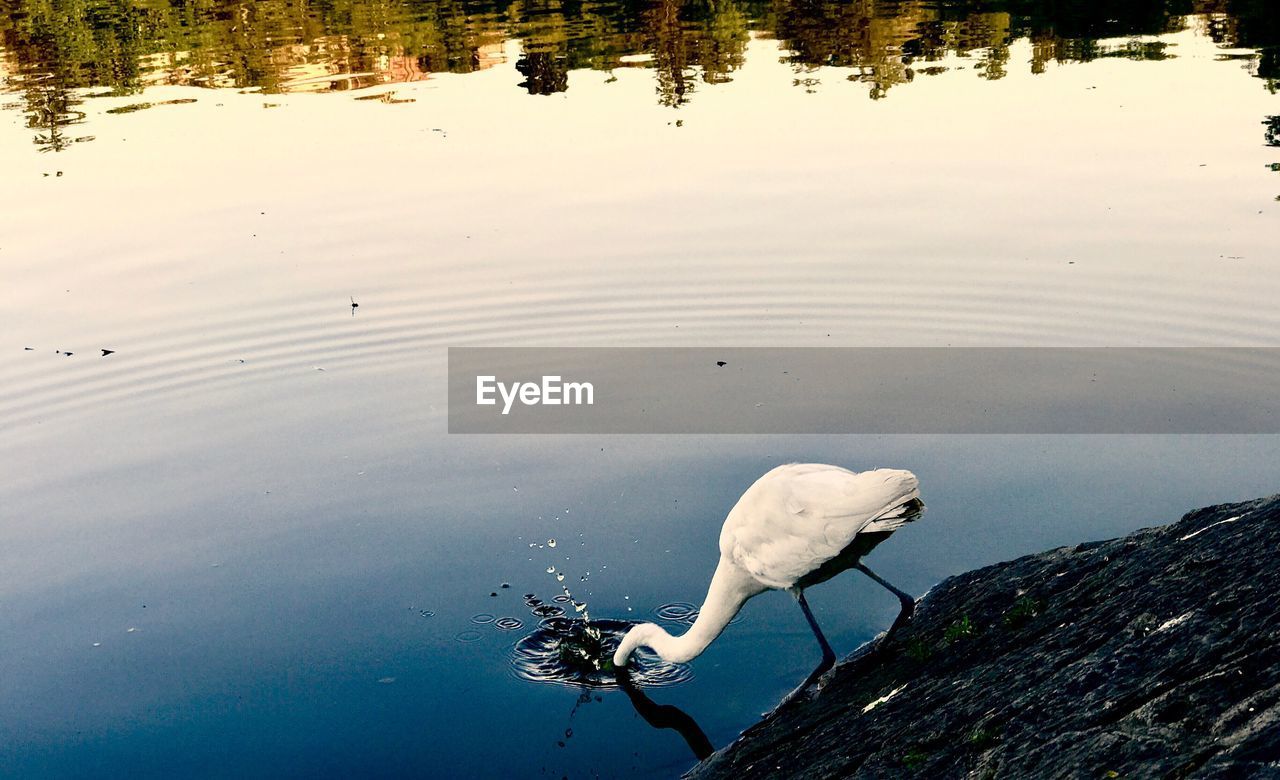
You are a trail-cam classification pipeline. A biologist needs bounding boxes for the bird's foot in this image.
[877,599,916,648]
[763,683,815,720]
[762,664,835,720]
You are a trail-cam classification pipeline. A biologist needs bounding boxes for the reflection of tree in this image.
[646,0,693,106]
[1265,116,1280,147]
[517,48,570,94]
[0,0,1277,131]
[22,81,84,152]
[1195,0,1280,89]
[769,0,917,98]
[511,0,571,94]
[637,0,749,105]
[696,0,749,84]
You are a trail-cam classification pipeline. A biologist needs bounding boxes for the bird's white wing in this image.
[720,464,920,589]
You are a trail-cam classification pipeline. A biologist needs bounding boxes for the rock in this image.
[688,495,1280,779]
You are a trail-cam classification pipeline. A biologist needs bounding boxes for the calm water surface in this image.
[3,0,1280,776]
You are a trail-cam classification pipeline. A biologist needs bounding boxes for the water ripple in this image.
[510,617,693,689]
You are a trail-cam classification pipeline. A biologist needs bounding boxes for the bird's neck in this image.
[647,558,762,664]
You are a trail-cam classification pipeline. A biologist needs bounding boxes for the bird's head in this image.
[612,622,664,667]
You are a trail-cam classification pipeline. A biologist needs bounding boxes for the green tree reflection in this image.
[1,0,1277,148]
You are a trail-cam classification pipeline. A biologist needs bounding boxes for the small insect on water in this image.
[350,296,359,315]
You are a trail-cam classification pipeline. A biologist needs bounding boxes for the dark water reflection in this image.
[2,0,1279,149]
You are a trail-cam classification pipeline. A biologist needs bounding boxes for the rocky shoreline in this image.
[688,495,1280,779]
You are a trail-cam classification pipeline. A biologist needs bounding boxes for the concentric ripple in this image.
[654,602,698,622]
[511,617,693,689]
[654,601,744,626]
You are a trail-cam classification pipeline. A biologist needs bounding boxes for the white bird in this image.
[613,464,924,693]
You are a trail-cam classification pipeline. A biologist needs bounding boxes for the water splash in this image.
[510,534,692,688]
[510,617,693,689]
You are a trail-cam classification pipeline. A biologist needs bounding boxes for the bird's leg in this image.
[768,590,837,717]
[855,562,915,641]
[797,590,837,681]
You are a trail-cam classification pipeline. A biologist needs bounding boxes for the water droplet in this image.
[547,539,557,548]
[377,677,396,684]
[454,630,483,642]
[546,566,556,574]
[471,613,496,625]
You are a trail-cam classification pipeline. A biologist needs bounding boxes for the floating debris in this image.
[101,349,115,356]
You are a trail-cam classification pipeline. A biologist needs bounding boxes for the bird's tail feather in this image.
[863,496,925,534]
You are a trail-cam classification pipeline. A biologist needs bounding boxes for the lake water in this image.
[3,0,1279,776]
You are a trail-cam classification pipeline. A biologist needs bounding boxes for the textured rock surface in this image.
[689,495,1280,779]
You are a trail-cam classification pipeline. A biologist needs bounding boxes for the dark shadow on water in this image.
[614,666,715,761]
[510,607,714,761]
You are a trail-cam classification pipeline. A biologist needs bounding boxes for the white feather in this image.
[614,463,924,669]
[721,464,921,589]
